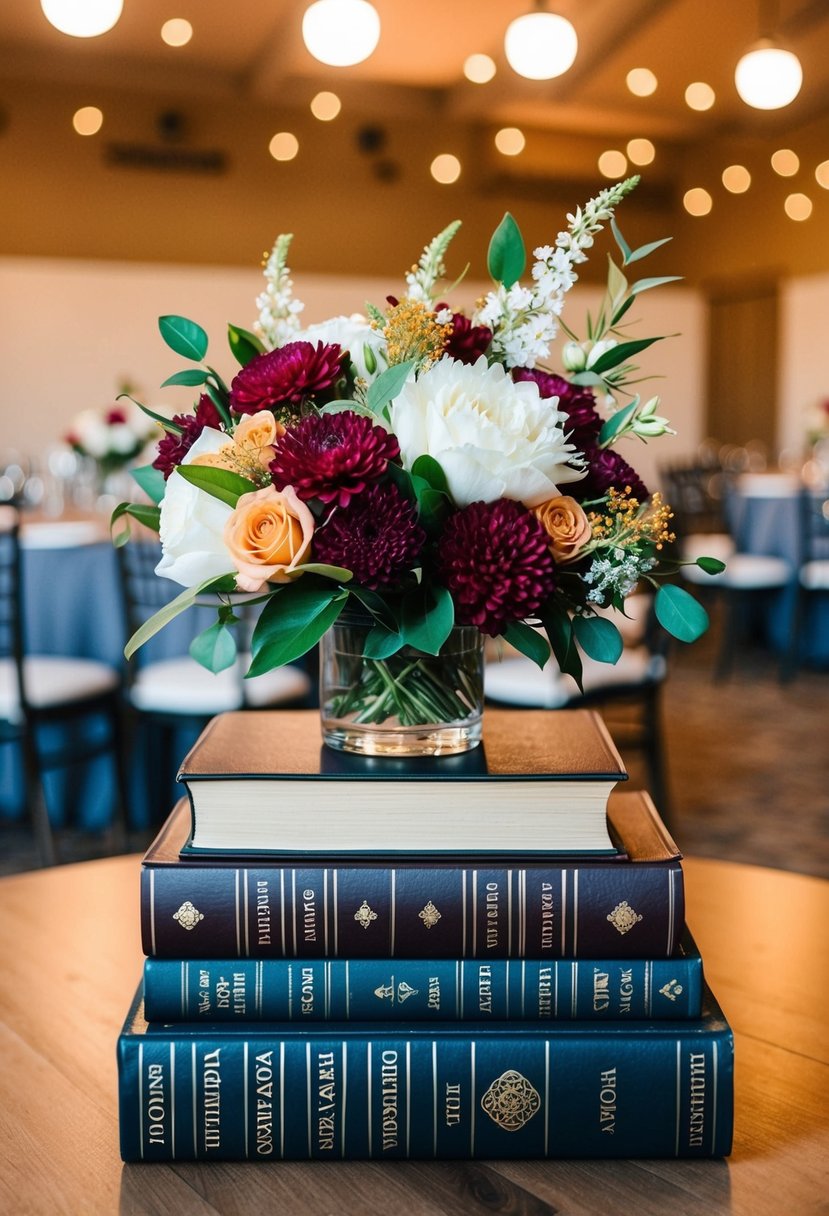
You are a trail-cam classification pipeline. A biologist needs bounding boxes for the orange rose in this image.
[534,495,592,564]
[224,485,314,592]
[233,410,283,468]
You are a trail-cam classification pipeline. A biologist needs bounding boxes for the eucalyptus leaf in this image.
[158,314,209,362]
[626,236,673,264]
[569,371,605,387]
[572,614,624,665]
[124,573,233,660]
[175,464,257,508]
[630,276,683,296]
[400,585,454,655]
[487,212,526,289]
[502,620,551,670]
[655,583,709,643]
[131,464,166,505]
[228,323,265,367]
[189,621,238,673]
[321,400,376,419]
[160,368,208,389]
[598,399,639,446]
[249,582,348,673]
[366,359,415,416]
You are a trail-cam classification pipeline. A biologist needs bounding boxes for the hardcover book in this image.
[118,982,733,1161]
[176,708,626,855]
[141,791,684,960]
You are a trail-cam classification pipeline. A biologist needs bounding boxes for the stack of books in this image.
[117,708,734,1161]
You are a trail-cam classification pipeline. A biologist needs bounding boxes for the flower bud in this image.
[562,341,587,372]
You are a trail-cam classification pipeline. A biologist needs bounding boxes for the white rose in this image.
[296,314,387,384]
[390,355,584,509]
[156,427,235,587]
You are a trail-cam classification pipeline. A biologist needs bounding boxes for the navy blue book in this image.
[117,982,733,1161]
[141,791,684,960]
[142,929,703,1022]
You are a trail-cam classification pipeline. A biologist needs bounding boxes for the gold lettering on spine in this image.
[688,1051,707,1147]
[254,1048,274,1157]
[380,1049,399,1151]
[317,1050,337,1151]
[598,1067,617,1134]
[256,880,272,947]
[191,1043,197,1156]
[485,882,499,950]
[540,881,554,952]
[280,870,286,954]
[147,1062,167,1146]
[203,1048,222,1150]
[538,966,552,1018]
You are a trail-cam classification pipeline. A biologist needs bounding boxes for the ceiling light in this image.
[722,165,751,193]
[598,150,627,179]
[495,127,525,156]
[815,161,829,189]
[269,132,299,161]
[784,192,812,221]
[310,91,341,121]
[685,82,715,111]
[72,106,103,136]
[504,10,578,81]
[626,68,657,97]
[735,39,802,110]
[431,154,461,184]
[41,0,122,37]
[771,148,799,176]
[684,188,712,217]
[302,0,380,67]
[464,53,496,84]
[626,138,654,166]
[161,19,193,48]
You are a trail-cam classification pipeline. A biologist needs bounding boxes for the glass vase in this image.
[319,613,484,756]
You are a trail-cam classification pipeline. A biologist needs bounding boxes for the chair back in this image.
[0,510,29,722]
[661,461,728,539]
[799,488,829,565]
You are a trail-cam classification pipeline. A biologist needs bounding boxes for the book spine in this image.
[141,862,684,960]
[118,1023,733,1161]
[143,956,702,1022]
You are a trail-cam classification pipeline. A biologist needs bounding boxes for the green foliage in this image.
[598,399,639,446]
[502,621,551,669]
[655,583,709,643]
[130,464,166,505]
[572,614,624,664]
[248,581,348,673]
[487,212,526,289]
[109,501,161,546]
[366,359,415,416]
[175,464,257,508]
[158,315,209,362]
[160,369,208,389]
[189,620,238,673]
[227,324,265,367]
[695,555,727,575]
[117,393,183,435]
[399,585,454,655]
[540,602,583,691]
[124,573,233,660]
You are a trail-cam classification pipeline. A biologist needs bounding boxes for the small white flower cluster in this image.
[584,548,657,604]
[254,234,305,350]
[404,220,461,308]
[473,177,639,370]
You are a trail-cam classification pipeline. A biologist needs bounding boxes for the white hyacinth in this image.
[254,233,305,350]
[473,177,640,370]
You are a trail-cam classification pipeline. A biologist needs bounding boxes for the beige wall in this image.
[779,272,829,458]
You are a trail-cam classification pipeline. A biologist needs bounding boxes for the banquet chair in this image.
[115,539,313,820]
[659,460,735,567]
[786,487,829,674]
[484,595,674,825]
[0,510,129,866]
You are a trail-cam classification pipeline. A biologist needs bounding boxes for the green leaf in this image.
[202,381,233,430]
[606,256,628,309]
[158,314,209,362]
[125,573,233,660]
[569,371,605,388]
[109,501,161,546]
[589,337,662,375]
[611,296,636,326]
[540,602,583,691]
[248,582,348,673]
[118,393,184,435]
[626,236,673,265]
[695,555,727,575]
[400,585,454,655]
[189,621,238,673]
[502,621,551,670]
[655,583,709,643]
[487,212,526,289]
[175,464,257,508]
[321,400,377,420]
[411,454,449,494]
[347,587,399,633]
[228,323,265,367]
[364,301,386,328]
[572,615,624,664]
[160,368,208,389]
[299,563,354,581]
[366,359,415,416]
[363,624,406,660]
[131,464,166,504]
[598,399,639,446]
[630,275,683,296]
[610,217,632,263]
[386,461,416,501]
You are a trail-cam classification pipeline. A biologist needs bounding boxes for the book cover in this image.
[141,792,684,960]
[118,982,733,1161]
[142,928,703,1022]
[176,709,627,855]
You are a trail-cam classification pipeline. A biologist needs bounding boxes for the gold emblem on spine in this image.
[373,978,420,1003]
[606,900,643,935]
[418,900,441,928]
[481,1070,541,1131]
[659,979,684,1001]
[354,900,378,929]
[172,900,204,931]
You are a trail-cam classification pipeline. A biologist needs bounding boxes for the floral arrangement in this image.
[113,176,722,727]
[66,393,155,476]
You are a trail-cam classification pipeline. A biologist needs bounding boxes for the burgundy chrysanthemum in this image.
[512,368,602,446]
[443,311,492,364]
[436,499,557,637]
[313,481,425,589]
[229,341,346,416]
[269,410,400,507]
[152,395,224,480]
[570,444,650,503]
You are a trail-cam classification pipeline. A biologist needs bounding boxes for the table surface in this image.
[0,854,826,1216]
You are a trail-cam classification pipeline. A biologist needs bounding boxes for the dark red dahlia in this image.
[313,481,425,589]
[152,395,224,480]
[513,368,602,446]
[570,444,649,504]
[436,499,556,636]
[269,410,399,508]
[443,311,492,364]
[229,341,346,416]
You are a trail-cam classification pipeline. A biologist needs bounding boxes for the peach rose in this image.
[534,495,592,564]
[224,484,314,592]
[233,410,283,468]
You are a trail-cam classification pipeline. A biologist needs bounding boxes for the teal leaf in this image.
[502,620,551,669]
[160,368,208,389]
[589,337,662,375]
[573,614,624,664]
[158,314,209,362]
[696,555,727,575]
[366,360,415,416]
[228,323,265,367]
[131,464,166,504]
[655,583,710,642]
[630,275,683,296]
[249,582,348,673]
[626,237,673,264]
[363,624,406,660]
[411,454,449,494]
[117,393,184,435]
[124,573,233,660]
[400,585,454,655]
[189,621,238,673]
[487,212,526,289]
[569,371,605,388]
[540,603,583,691]
[598,399,639,446]
[347,586,399,633]
[175,464,257,508]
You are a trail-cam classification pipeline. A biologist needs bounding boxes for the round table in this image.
[0,855,825,1215]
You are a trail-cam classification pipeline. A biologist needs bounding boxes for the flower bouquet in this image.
[67,395,156,478]
[113,176,723,753]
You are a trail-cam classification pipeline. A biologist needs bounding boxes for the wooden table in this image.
[0,855,826,1215]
